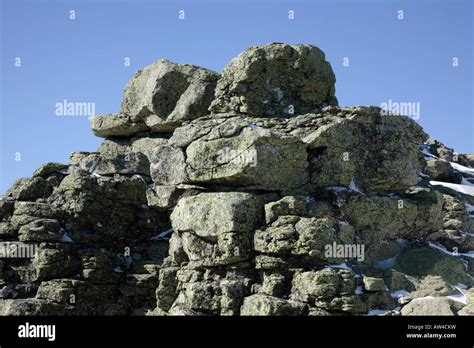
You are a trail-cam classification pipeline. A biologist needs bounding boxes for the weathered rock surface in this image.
[122,59,219,124]
[91,59,219,138]
[2,43,473,317]
[210,43,337,117]
[400,297,457,316]
[150,107,427,193]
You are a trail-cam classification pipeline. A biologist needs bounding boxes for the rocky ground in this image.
[1,43,473,316]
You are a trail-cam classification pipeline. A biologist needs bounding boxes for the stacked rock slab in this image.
[1,42,473,316]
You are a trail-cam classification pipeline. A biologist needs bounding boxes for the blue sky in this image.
[1,0,472,193]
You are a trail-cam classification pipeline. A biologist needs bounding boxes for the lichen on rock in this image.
[1,42,473,317]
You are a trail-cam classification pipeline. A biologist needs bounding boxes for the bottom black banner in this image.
[0,316,472,346]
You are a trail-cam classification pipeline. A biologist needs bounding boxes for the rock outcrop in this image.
[1,42,473,316]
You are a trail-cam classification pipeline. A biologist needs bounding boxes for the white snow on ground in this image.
[328,262,353,271]
[455,283,468,289]
[461,177,474,187]
[428,241,474,258]
[420,145,437,160]
[114,266,123,273]
[132,174,146,182]
[59,233,73,243]
[151,228,174,241]
[429,181,474,196]
[348,178,363,193]
[354,286,364,295]
[411,296,435,302]
[407,293,468,305]
[419,146,474,174]
[447,286,468,305]
[327,186,348,193]
[447,293,467,304]
[390,290,410,299]
[451,162,474,175]
[327,179,364,194]
[375,256,397,269]
[459,230,474,237]
[366,309,391,316]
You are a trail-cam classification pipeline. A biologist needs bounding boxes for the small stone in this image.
[363,277,386,292]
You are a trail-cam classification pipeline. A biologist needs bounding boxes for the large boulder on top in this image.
[90,59,219,138]
[121,59,219,131]
[209,43,337,117]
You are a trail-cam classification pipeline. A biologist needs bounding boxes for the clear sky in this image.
[1,0,472,193]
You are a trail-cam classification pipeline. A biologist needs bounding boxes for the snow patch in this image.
[390,290,410,299]
[59,233,74,243]
[420,145,437,160]
[428,241,474,258]
[411,296,434,302]
[461,177,474,187]
[451,162,474,175]
[447,287,468,305]
[366,309,391,316]
[430,181,474,196]
[328,262,353,271]
[151,228,174,241]
[348,178,363,193]
[132,174,146,183]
